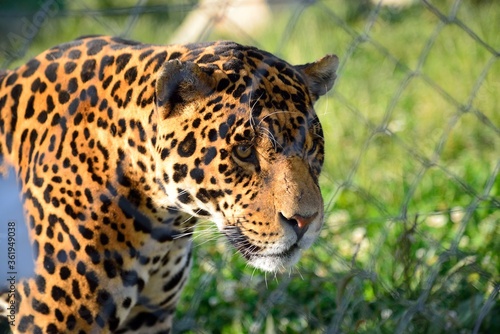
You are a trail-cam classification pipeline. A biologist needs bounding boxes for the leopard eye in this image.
[234,144,253,160]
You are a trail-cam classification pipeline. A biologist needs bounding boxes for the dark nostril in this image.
[280,213,303,239]
[279,212,318,241]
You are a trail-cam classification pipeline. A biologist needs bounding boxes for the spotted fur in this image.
[0,35,337,333]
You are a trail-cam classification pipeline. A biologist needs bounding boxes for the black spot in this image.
[196,189,210,203]
[37,111,48,124]
[226,114,236,126]
[227,73,239,83]
[122,297,132,308]
[25,96,35,119]
[139,49,154,60]
[127,188,142,207]
[78,305,93,325]
[35,275,46,293]
[32,298,50,314]
[6,72,18,86]
[115,53,132,74]
[204,146,217,165]
[102,76,113,89]
[99,194,112,213]
[208,189,224,198]
[124,66,138,85]
[51,286,66,301]
[190,168,204,184]
[197,209,210,216]
[146,51,167,71]
[173,163,188,182]
[65,204,78,219]
[219,123,229,139]
[72,279,81,300]
[110,80,121,97]
[163,267,185,292]
[43,255,55,274]
[96,289,117,325]
[84,188,94,204]
[100,233,109,245]
[98,55,115,80]
[68,48,81,59]
[118,196,152,234]
[78,225,94,240]
[87,38,107,55]
[85,270,99,293]
[121,270,139,287]
[74,112,83,126]
[42,184,53,204]
[85,245,101,264]
[55,309,64,322]
[116,161,131,188]
[22,59,41,77]
[58,91,70,104]
[160,148,170,160]
[169,51,182,59]
[81,59,96,82]
[208,129,218,142]
[126,312,159,330]
[35,224,42,235]
[64,61,77,74]
[177,131,196,157]
[44,242,54,256]
[150,226,174,242]
[18,315,34,332]
[44,62,59,83]
[76,261,86,275]
[64,314,76,330]
[46,95,55,113]
[103,259,117,279]
[177,188,193,204]
[30,78,44,93]
[219,148,229,159]
[46,323,58,333]
[192,118,201,128]
[213,104,223,112]
[198,53,220,63]
[57,249,67,263]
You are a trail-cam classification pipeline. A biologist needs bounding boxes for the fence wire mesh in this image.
[0,0,498,333]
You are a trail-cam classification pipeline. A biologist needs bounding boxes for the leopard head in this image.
[153,44,337,271]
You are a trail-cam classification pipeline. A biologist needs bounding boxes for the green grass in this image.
[1,0,498,332]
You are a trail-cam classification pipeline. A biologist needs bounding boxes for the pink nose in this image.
[280,212,318,241]
[291,213,318,229]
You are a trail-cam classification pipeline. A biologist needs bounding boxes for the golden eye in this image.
[234,144,253,160]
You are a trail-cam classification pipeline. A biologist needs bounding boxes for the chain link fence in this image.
[0,0,498,333]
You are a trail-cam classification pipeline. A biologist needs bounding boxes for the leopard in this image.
[0,35,337,333]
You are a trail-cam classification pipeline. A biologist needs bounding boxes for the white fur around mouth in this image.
[244,244,302,272]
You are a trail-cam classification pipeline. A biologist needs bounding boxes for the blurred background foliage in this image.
[0,0,498,333]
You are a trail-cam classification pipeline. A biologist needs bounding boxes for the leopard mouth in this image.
[240,243,299,261]
[232,237,301,271]
[223,226,302,271]
[245,245,302,272]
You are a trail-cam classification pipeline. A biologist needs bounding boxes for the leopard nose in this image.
[280,212,318,241]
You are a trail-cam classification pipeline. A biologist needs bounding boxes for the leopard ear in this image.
[155,59,215,119]
[295,54,338,102]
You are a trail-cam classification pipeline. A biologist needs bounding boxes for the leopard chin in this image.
[223,231,304,272]
[245,245,303,272]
